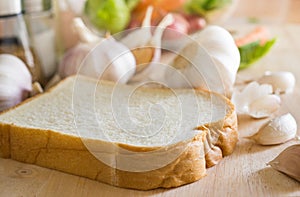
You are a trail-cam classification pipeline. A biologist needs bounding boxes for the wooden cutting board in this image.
[0,24,299,197]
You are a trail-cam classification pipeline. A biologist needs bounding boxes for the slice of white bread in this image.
[0,75,237,190]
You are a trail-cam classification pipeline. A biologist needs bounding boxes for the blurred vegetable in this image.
[185,0,232,16]
[235,26,270,47]
[125,0,140,11]
[134,0,187,12]
[163,13,190,40]
[85,0,131,34]
[129,6,167,28]
[121,7,173,78]
[238,38,276,70]
[129,0,187,27]
[235,27,276,70]
[184,14,206,33]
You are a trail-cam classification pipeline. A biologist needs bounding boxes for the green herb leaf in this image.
[238,38,276,70]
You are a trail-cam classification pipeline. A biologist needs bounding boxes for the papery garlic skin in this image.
[0,54,32,111]
[268,144,300,182]
[257,71,296,94]
[231,82,273,114]
[249,113,297,145]
[248,94,281,119]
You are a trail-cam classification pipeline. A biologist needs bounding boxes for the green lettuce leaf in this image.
[238,38,276,70]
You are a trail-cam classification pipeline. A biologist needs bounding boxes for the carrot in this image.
[131,0,187,25]
[154,0,187,11]
[130,6,167,27]
[135,0,186,11]
[235,26,270,47]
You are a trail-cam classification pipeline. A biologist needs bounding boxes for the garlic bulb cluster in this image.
[0,54,32,111]
[59,18,136,84]
[248,113,297,145]
[122,7,174,82]
[128,25,240,96]
[163,25,240,96]
[231,82,281,118]
[58,14,241,97]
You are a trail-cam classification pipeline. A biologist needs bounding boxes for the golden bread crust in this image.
[0,76,238,190]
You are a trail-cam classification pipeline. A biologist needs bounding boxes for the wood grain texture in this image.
[1,23,300,197]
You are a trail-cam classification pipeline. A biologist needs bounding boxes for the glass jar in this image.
[23,0,57,80]
[0,0,44,84]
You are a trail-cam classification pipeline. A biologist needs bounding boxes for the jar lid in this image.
[23,0,52,14]
[0,0,22,16]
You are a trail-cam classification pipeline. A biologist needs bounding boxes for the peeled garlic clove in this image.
[249,113,297,145]
[268,144,300,182]
[257,71,296,94]
[248,94,281,119]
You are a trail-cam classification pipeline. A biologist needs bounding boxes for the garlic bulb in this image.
[268,144,300,182]
[248,113,297,145]
[231,82,281,118]
[257,71,296,94]
[121,6,153,50]
[58,43,92,78]
[0,54,32,111]
[59,18,136,84]
[122,7,174,80]
[121,6,155,73]
[164,25,240,96]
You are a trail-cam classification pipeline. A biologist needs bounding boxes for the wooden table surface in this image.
[1,2,300,197]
